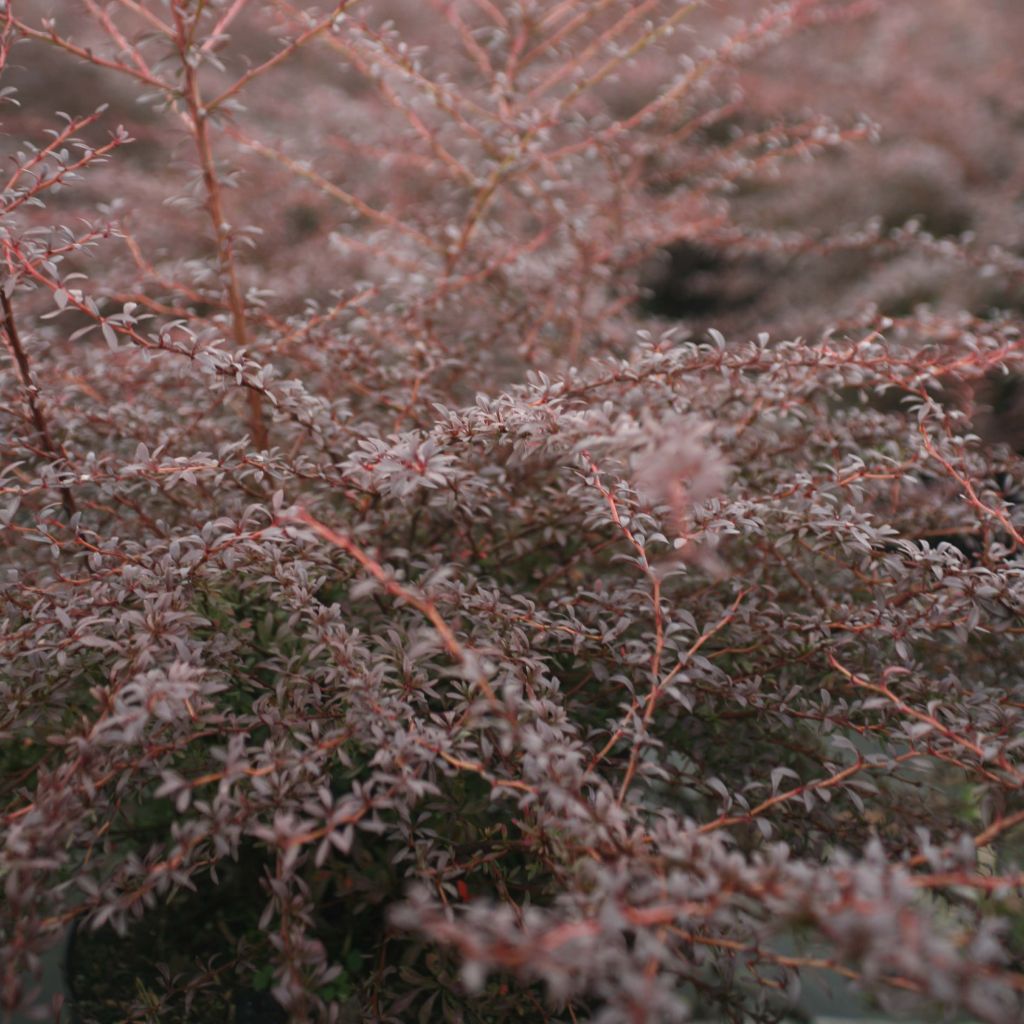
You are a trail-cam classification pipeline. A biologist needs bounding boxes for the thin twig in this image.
[0,292,76,518]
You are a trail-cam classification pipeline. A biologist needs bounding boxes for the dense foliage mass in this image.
[3,1,1024,1021]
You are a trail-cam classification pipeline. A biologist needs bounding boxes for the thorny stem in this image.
[176,13,268,449]
[0,292,76,518]
[829,653,1024,785]
[206,2,354,114]
[611,589,751,801]
[12,15,173,92]
[285,507,503,710]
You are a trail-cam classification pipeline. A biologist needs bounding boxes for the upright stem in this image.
[1,291,77,518]
[181,43,268,449]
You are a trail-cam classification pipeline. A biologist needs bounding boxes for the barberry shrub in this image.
[3,1,1024,1022]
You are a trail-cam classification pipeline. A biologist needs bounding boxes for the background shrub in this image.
[3,2,1024,1022]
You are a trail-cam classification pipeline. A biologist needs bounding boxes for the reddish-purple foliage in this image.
[3,2,1024,1022]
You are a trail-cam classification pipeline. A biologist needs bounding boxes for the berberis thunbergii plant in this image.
[3,1,1024,1021]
